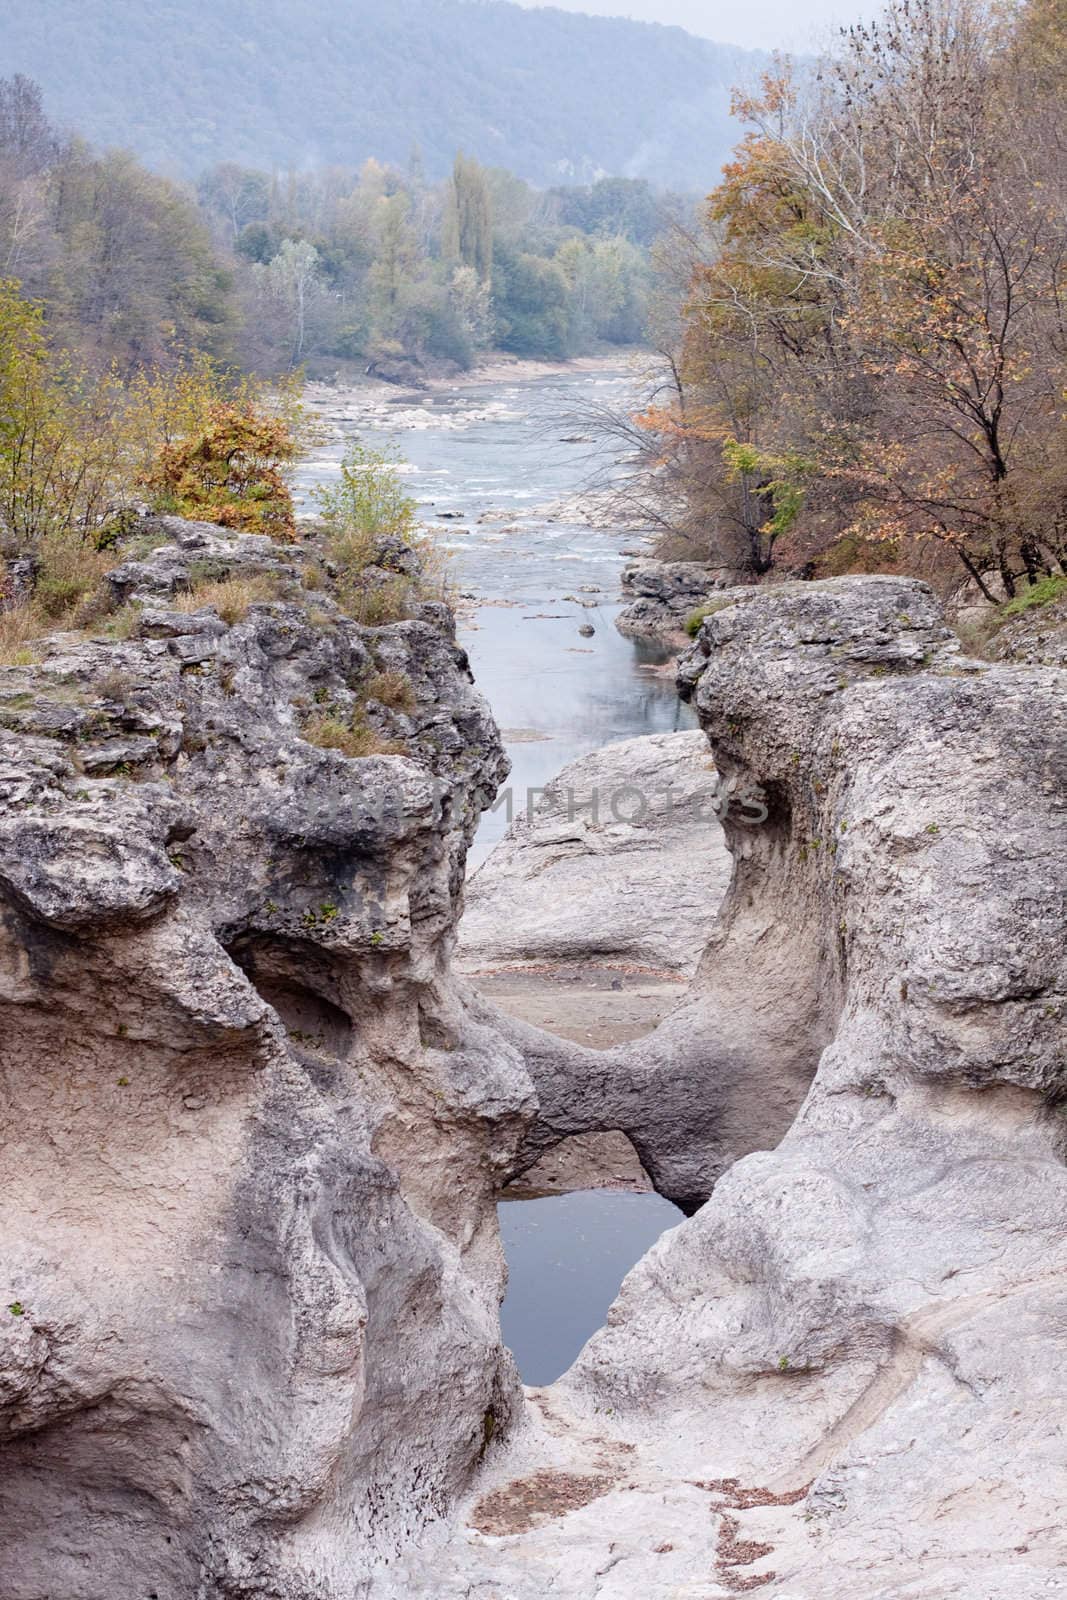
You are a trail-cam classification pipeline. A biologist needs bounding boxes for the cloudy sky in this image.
[516,0,859,52]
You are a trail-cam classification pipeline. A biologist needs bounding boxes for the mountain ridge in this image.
[0,0,762,188]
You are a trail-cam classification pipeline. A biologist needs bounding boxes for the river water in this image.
[296,360,686,1383]
[295,361,696,862]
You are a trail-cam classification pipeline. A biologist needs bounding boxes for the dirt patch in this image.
[504,1129,651,1196]
[469,1470,617,1536]
[470,963,683,1052]
[697,1479,812,1593]
[695,1477,812,1510]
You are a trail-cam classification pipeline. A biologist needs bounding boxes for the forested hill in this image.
[1,0,760,189]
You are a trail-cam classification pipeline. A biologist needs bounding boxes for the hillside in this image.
[0,0,760,189]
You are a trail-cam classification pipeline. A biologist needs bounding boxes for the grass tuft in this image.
[174,572,283,625]
[0,606,44,666]
[1001,573,1067,616]
[363,668,416,712]
[301,713,405,759]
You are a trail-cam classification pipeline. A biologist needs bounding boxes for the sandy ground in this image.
[469,962,686,1195]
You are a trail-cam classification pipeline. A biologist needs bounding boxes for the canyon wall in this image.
[383,575,1067,1599]
[2,541,1064,1598]
[0,520,533,1597]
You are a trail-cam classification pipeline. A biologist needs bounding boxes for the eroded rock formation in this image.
[381,575,1067,1598]
[0,519,534,1597]
[3,554,1065,1598]
[458,729,732,977]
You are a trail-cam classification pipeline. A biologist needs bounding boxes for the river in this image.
[296,358,686,1384]
[294,359,696,862]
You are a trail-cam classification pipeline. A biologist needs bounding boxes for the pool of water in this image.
[497,1189,682,1386]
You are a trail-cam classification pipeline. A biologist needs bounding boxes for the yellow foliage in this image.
[0,280,304,568]
[142,403,298,540]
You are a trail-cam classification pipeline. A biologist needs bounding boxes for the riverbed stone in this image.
[459,729,731,978]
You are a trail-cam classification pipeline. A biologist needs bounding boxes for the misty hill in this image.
[1,0,761,189]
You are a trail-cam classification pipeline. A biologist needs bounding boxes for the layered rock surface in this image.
[0,519,534,1597]
[458,729,732,977]
[379,575,1067,1598]
[3,548,1065,1599]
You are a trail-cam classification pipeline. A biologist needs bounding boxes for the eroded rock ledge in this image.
[0,518,534,1597]
[385,575,1067,1599]
[459,729,732,978]
[616,557,739,641]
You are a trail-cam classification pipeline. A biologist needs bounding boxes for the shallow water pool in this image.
[497,1188,681,1386]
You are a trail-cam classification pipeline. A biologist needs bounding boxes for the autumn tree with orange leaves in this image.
[652,0,1067,597]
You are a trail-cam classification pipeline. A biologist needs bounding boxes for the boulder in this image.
[6,546,1067,1600]
[615,557,743,640]
[458,730,731,977]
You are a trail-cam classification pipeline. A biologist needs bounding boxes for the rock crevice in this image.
[386,575,1067,1599]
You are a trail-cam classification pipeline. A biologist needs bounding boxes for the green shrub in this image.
[314,442,419,549]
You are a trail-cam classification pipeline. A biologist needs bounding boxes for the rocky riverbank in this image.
[0,516,533,1595]
[2,539,1064,1598]
[615,556,739,641]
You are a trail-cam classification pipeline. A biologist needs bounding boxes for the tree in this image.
[442,153,493,282]
[143,402,297,538]
[492,243,569,359]
[0,277,301,573]
[198,163,270,244]
[0,280,135,549]
[650,0,1067,594]
[448,264,493,352]
[0,76,58,180]
[48,147,236,369]
[367,192,421,336]
[0,77,58,288]
[256,238,322,363]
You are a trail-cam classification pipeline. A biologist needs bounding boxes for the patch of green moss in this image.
[684,597,736,638]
